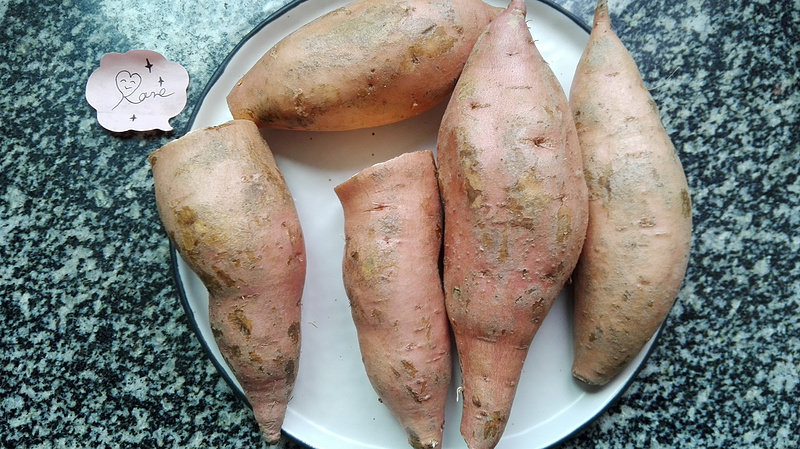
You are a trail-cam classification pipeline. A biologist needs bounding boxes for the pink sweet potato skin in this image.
[226,0,501,131]
[148,120,306,444]
[436,1,588,448]
[335,151,450,449]
[568,0,692,386]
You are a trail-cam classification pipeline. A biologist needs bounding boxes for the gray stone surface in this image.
[1,0,797,448]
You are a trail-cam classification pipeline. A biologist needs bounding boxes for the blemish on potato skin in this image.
[228,344,242,360]
[465,181,483,209]
[470,101,490,109]
[405,385,424,403]
[482,411,507,441]
[174,206,199,252]
[456,79,476,101]
[622,290,633,302]
[284,359,296,383]
[638,216,656,227]
[194,268,225,298]
[370,308,384,324]
[249,351,264,366]
[588,163,613,200]
[213,266,237,289]
[406,428,440,449]
[522,136,549,148]
[378,214,402,236]
[406,429,422,449]
[507,169,549,230]
[229,308,252,337]
[287,321,300,344]
[449,126,488,211]
[556,205,572,244]
[529,297,548,323]
[680,188,692,218]
[401,359,418,377]
[498,230,509,262]
[402,25,457,72]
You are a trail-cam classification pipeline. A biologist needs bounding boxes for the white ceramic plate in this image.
[172,1,660,448]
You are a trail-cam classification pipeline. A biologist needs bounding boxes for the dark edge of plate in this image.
[167,1,663,448]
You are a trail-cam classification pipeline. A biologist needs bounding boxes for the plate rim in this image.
[166,1,663,447]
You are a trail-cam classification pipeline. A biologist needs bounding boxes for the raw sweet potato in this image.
[335,150,451,449]
[148,120,306,443]
[227,0,501,131]
[568,0,692,386]
[435,1,588,448]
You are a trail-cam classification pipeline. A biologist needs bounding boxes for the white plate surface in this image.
[174,1,658,448]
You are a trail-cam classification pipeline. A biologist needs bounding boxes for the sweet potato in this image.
[335,150,450,449]
[227,0,501,131]
[568,0,692,386]
[148,120,306,443]
[435,1,588,448]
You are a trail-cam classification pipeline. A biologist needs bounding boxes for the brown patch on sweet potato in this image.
[284,359,296,383]
[229,308,252,337]
[498,229,509,263]
[401,360,418,377]
[680,188,692,218]
[370,308,385,324]
[482,411,507,441]
[472,395,482,408]
[507,169,549,230]
[249,351,264,366]
[454,133,485,209]
[228,344,242,360]
[287,321,300,345]
[212,266,237,289]
[556,205,572,244]
[530,297,548,324]
[401,25,458,72]
[522,135,550,148]
[405,385,424,403]
[174,206,199,252]
[584,161,613,201]
[470,101,491,109]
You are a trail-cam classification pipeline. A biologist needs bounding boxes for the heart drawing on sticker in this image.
[113,70,142,110]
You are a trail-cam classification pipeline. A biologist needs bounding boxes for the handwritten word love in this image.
[86,50,189,132]
[113,69,174,110]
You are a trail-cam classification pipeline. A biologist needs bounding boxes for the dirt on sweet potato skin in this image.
[568,0,692,386]
[149,120,306,445]
[226,0,502,131]
[435,1,588,448]
[336,150,451,449]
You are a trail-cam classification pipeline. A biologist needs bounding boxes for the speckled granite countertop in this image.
[2,0,798,448]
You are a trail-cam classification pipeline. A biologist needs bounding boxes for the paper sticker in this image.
[86,50,189,132]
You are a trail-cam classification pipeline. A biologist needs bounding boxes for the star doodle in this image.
[145,58,153,72]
